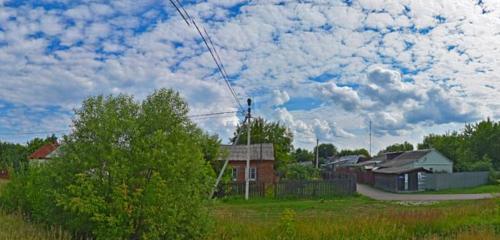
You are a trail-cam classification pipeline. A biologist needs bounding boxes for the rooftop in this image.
[28,143,59,160]
[379,149,432,168]
[219,143,274,161]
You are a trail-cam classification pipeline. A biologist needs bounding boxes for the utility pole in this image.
[315,138,319,169]
[245,98,252,200]
[369,120,372,157]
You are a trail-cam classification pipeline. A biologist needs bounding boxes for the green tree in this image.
[2,89,217,239]
[285,164,319,180]
[338,148,370,158]
[379,141,414,154]
[292,148,314,163]
[313,143,337,161]
[231,117,294,173]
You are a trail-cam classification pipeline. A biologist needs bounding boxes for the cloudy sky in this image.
[1,0,499,153]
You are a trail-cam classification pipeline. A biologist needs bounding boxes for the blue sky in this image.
[0,0,499,153]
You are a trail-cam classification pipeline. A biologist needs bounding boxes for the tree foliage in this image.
[1,89,217,239]
[338,148,370,158]
[0,135,57,171]
[417,119,500,171]
[379,141,414,155]
[231,117,293,173]
[292,148,314,163]
[314,143,337,161]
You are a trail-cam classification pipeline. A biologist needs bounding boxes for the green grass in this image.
[419,184,500,194]
[2,179,500,239]
[0,179,71,240]
[210,196,500,239]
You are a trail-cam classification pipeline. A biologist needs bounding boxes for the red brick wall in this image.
[229,160,275,185]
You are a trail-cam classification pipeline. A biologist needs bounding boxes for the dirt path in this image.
[357,184,500,201]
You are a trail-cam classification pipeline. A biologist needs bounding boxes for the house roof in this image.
[219,143,274,161]
[379,149,432,168]
[371,151,404,162]
[373,166,431,174]
[28,143,59,159]
[323,155,365,167]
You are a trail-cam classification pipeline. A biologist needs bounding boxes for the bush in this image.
[285,164,319,180]
[0,89,217,239]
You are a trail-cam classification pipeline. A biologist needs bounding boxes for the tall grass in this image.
[0,179,72,240]
[0,210,72,240]
[210,197,500,239]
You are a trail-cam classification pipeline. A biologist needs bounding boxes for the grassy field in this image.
[0,179,71,240]
[418,184,500,194]
[1,179,500,239]
[210,196,500,239]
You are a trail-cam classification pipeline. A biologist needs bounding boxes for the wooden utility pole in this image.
[315,138,319,168]
[245,98,252,200]
[369,120,372,157]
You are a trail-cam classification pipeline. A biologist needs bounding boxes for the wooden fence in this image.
[215,182,266,198]
[215,174,356,199]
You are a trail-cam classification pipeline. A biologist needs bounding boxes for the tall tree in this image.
[379,141,414,155]
[231,117,294,173]
[292,148,314,163]
[2,89,217,239]
[338,148,370,158]
[313,143,337,161]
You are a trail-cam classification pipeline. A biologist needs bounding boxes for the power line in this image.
[187,110,240,118]
[168,0,245,113]
[0,129,70,136]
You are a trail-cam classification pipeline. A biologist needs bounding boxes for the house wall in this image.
[423,171,489,190]
[374,174,397,192]
[229,160,275,185]
[411,150,453,173]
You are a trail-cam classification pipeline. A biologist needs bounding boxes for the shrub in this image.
[1,89,217,239]
[275,209,297,240]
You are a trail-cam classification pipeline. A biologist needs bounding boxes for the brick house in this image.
[219,143,276,185]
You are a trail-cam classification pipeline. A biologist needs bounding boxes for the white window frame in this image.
[249,167,257,181]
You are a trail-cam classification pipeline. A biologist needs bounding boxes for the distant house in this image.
[372,149,453,192]
[219,143,276,185]
[28,142,60,164]
[322,155,369,171]
[377,149,453,173]
[356,152,404,171]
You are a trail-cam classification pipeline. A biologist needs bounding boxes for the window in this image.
[231,168,238,181]
[249,167,257,181]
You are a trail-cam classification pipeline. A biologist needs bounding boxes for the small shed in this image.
[373,167,431,192]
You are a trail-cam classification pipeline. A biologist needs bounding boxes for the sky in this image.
[0,0,499,154]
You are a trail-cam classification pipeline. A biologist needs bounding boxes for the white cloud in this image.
[0,0,498,152]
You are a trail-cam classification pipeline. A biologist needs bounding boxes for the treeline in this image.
[0,135,57,171]
[417,119,500,171]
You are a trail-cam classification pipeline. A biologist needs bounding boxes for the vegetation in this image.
[379,141,414,154]
[292,148,314,163]
[232,117,294,173]
[417,184,500,194]
[210,197,500,239]
[284,164,319,180]
[0,135,57,172]
[337,148,370,158]
[313,143,337,162]
[0,89,218,239]
[417,119,500,171]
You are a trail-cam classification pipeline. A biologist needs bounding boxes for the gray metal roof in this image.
[379,149,432,168]
[219,143,274,161]
[373,166,431,174]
